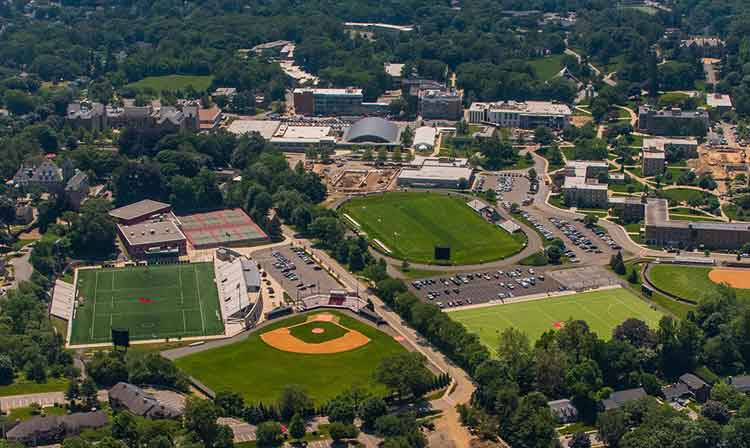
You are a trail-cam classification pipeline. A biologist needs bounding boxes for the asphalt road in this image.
[9,250,32,288]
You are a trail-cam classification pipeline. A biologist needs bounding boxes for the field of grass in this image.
[660,188,707,204]
[528,54,566,80]
[450,288,663,347]
[668,213,724,222]
[175,311,406,404]
[0,377,69,397]
[70,263,224,345]
[340,192,526,265]
[649,264,750,302]
[126,75,214,93]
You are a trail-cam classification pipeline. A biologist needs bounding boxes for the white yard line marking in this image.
[194,265,206,334]
[91,271,99,340]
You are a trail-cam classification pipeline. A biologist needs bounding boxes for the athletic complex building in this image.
[109,200,269,259]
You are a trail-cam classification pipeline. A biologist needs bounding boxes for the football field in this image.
[340,192,526,265]
[449,288,663,349]
[70,263,224,345]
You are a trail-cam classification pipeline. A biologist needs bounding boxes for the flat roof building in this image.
[226,119,281,139]
[560,161,609,209]
[418,88,463,120]
[638,106,709,136]
[644,198,750,250]
[642,149,666,177]
[109,199,172,225]
[707,93,733,111]
[468,101,572,129]
[117,218,187,259]
[397,156,473,189]
[293,87,364,116]
[413,127,437,151]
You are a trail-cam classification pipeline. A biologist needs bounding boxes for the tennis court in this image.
[178,208,269,249]
[69,263,224,345]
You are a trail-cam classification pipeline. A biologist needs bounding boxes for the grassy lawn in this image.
[8,405,67,421]
[660,188,707,205]
[497,156,534,171]
[658,92,692,108]
[528,54,566,80]
[0,377,69,397]
[668,213,723,222]
[71,263,224,345]
[449,288,663,346]
[341,192,526,265]
[126,75,214,93]
[609,180,645,194]
[537,146,565,171]
[649,264,750,302]
[175,311,406,405]
[289,321,348,343]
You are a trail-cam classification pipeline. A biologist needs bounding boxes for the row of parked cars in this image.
[586,223,622,251]
[520,211,556,241]
[549,217,604,254]
[271,251,300,282]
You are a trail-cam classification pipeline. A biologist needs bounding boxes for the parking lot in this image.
[254,246,342,301]
[409,267,564,308]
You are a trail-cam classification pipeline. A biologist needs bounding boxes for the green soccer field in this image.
[340,192,526,265]
[648,264,750,302]
[70,263,224,345]
[175,311,407,405]
[449,288,663,349]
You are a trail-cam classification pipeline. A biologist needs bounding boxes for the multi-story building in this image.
[559,161,609,208]
[468,101,572,129]
[418,88,463,120]
[609,197,646,223]
[12,158,90,209]
[293,88,364,116]
[642,148,666,176]
[67,102,200,133]
[644,198,750,250]
[637,106,709,136]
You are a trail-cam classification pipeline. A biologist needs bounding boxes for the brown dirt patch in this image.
[311,328,325,334]
[260,314,370,354]
[709,269,750,289]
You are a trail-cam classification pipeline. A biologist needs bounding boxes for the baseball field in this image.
[449,288,663,348]
[340,192,526,265]
[175,311,407,404]
[69,263,224,345]
[648,264,750,302]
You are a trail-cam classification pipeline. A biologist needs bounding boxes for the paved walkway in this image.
[0,390,109,412]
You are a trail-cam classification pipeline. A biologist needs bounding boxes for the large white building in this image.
[468,100,572,129]
[397,156,473,189]
[413,127,437,152]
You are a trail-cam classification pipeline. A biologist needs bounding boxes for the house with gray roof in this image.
[600,387,648,411]
[6,411,108,445]
[109,382,182,419]
[728,375,750,394]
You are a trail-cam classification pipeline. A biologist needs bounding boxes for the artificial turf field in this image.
[449,288,663,349]
[340,192,526,265]
[70,263,224,345]
[175,311,407,404]
[648,264,750,301]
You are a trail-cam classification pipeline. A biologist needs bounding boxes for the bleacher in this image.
[50,280,75,320]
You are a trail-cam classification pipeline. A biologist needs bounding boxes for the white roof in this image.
[292,87,362,96]
[413,127,437,148]
[499,220,521,233]
[384,63,405,77]
[411,155,469,168]
[226,120,281,139]
[467,199,489,213]
[707,93,733,108]
[215,256,255,319]
[563,176,608,190]
[51,280,75,320]
[642,137,698,150]
[469,100,572,116]
[275,125,332,139]
[398,165,473,182]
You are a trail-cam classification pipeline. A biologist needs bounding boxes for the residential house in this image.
[109,382,182,419]
[547,399,579,423]
[728,375,750,394]
[600,388,648,411]
[6,411,108,445]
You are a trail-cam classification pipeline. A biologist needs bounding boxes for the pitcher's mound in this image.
[709,269,750,289]
[261,314,370,354]
[311,328,325,334]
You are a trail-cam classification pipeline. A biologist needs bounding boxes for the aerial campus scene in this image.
[4,1,750,448]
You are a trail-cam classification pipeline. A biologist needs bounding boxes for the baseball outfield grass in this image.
[175,311,407,405]
[340,192,526,265]
[648,264,750,302]
[449,288,663,349]
[70,263,224,345]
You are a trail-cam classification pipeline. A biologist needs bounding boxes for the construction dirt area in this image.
[695,145,748,187]
[309,160,398,194]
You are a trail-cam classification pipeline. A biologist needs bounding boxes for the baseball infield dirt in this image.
[709,269,750,289]
[260,313,371,354]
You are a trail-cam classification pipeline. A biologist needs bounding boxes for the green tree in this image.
[289,413,305,440]
[597,410,627,448]
[375,353,432,398]
[278,385,313,421]
[184,398,221,447]
[256,421,282,447]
